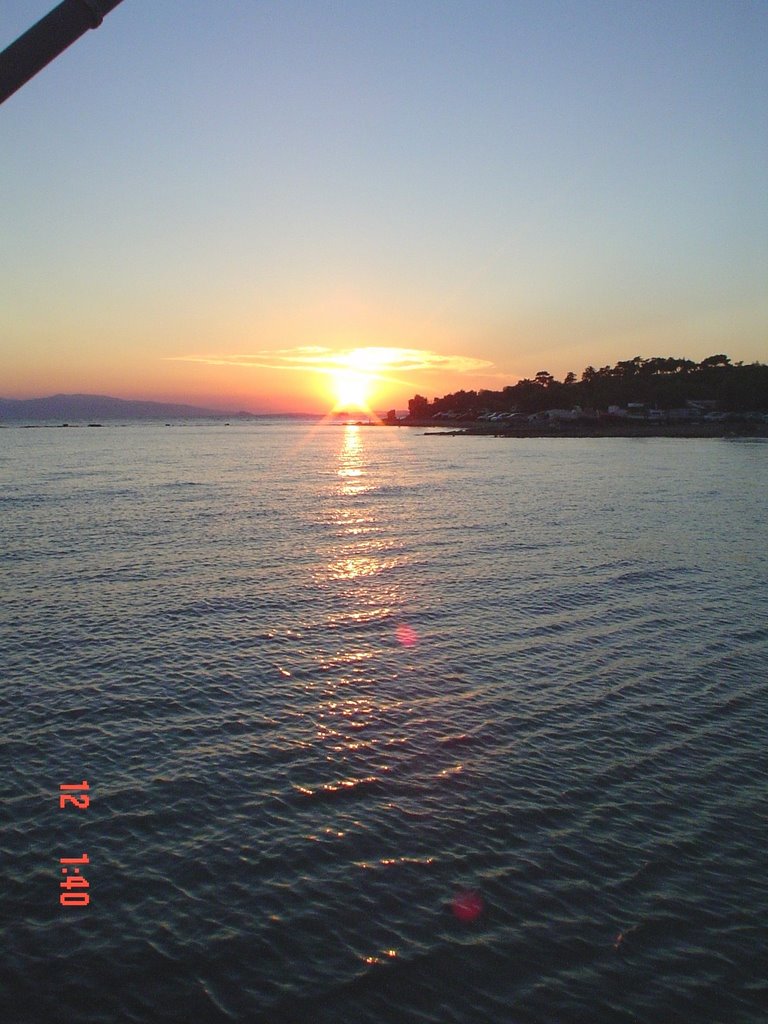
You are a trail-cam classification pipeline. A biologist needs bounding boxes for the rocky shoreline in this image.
[402,419,768,439]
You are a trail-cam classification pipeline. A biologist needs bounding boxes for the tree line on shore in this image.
[407,355,768,418]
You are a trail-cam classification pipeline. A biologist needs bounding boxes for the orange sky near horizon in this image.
[6,276,762,414]
[1,329,511,413]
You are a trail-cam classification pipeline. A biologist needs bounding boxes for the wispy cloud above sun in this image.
[171,346,492,378]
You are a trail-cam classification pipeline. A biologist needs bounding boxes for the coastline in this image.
[400,419,768,439]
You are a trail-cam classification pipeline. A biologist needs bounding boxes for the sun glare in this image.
[332,369,373,411]
[328,348,397,412]
[323,345,420,414]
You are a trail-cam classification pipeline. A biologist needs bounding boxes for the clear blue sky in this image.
[2,0,766,411]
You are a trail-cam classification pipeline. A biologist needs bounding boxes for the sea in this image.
[2,419,766,1024]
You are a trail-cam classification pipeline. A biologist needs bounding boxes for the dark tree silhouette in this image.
[406,354,768,419]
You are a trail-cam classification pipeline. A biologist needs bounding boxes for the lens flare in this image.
[451,890,483,922]
[395,624,418,647]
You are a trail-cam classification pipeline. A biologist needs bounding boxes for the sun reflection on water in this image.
[337,425,367,496]
[329,553,396,581]
[298,423,423,800]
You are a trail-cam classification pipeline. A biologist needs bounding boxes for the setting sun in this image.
[331,369,373,411]
[327,348,402,412]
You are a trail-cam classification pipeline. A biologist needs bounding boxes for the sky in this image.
[2,0,766,413]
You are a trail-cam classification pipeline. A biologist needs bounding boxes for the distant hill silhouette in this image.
[0,393,241,422]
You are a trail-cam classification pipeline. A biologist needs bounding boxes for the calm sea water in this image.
[2,421,766,1024]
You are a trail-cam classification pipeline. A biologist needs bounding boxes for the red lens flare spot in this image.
[451,890,483,922]
[396,624,418,647]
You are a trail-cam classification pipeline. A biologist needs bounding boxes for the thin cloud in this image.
[169,346,494,379]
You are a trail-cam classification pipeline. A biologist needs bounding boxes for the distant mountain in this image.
[0,394,242,422]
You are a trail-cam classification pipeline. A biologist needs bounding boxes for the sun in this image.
[331,369,372,411]
[325,346,408,413]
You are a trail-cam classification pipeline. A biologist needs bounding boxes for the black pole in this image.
[0,0,125,105]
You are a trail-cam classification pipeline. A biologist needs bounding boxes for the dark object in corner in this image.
[0,0,125,105]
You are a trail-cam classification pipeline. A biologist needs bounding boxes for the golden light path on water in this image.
[304,427,418,768]
[314,425,402,757]
[294,421,478,969]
